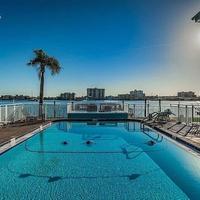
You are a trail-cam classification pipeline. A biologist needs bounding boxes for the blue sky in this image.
[0,0,200,96]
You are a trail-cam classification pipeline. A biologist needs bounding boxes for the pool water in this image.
[1,122,200,200]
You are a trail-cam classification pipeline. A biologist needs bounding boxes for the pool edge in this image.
[0,122,52,155]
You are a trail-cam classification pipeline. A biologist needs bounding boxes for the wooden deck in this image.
[0,121,48,145]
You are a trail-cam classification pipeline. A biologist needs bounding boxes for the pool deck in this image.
[0,121,52,155]
[0,121,50,146]
[146,123,200,153]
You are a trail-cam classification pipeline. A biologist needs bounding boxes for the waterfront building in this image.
[118,94,130,100]
[0,95,32,100]
[59,92,75,100]
[87,88,105,100]
[177,91,196,98]
[130,90,145,100]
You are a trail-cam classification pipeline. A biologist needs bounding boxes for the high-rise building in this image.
[87,88,105,100]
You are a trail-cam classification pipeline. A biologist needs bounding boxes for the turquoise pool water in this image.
[1,122,200,200]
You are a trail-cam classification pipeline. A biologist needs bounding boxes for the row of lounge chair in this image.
[142,109,200,137]
[163,121,200,137]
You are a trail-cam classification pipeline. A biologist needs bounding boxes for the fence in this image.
[128,102,200,124]
[0,104,39,123]
[170,104,200,124]
[0,103,68,123]
[1,101,200,124]
[128,101,169,118]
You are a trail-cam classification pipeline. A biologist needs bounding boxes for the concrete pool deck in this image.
[147,124,200,153]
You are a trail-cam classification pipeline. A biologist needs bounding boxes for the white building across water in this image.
[87,88,105,100]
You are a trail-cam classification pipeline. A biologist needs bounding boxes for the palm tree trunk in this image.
[39,69,45,120]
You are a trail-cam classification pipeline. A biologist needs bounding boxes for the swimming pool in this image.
[1,122,200,200]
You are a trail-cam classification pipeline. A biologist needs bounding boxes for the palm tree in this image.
[28,49,61,120]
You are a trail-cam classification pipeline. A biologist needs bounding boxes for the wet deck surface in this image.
[0,122,48,145]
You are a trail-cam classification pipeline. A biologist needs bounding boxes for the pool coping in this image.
[0,122,52,155]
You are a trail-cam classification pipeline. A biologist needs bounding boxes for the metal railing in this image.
[1,101,200,124]
[0,103,39,123]
[0,103,68,123]
[128,102,200,124]
[170,104,200,124]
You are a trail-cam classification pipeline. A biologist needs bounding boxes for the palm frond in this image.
[47,57,61,75]
[27,58,41,66]
[34,49,46,59]
[28,49,61,76]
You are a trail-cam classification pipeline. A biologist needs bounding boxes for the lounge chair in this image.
[173,123,200,137]
[186,124,200,136]
[154,109,175,125]
[142,112,158,123]
[166,122,187,133]
[143,109,175,126]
